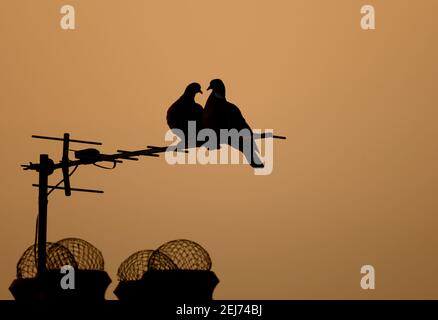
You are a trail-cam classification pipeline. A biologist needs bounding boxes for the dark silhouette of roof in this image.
[115,239,218,301]
[117,239,212,281]
[10,238,110,301]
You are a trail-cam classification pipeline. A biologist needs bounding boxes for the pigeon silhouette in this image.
[166,82,203,148]
[202,79,264,168]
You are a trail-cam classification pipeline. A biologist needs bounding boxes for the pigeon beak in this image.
[199,89,203,94]
[207,85,212,91]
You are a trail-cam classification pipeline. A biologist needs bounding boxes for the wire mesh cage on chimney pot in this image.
[9,238,111,301]
[115,239,219,301]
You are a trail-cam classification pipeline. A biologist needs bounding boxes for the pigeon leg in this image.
[234,136,264,168]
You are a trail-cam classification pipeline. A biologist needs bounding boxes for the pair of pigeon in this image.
[166,79,264,168]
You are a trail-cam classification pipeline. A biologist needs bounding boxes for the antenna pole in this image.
[37,154,50,276]
[62,133,71,196]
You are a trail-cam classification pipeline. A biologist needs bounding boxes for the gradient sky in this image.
[0,1,437,299]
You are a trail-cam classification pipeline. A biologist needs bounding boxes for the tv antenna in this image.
[21,133,177,276]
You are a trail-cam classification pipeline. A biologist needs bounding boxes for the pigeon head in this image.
[184,82,203,97]
[207,79,226,99]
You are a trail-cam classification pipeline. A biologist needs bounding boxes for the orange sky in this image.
[0,0,437,299]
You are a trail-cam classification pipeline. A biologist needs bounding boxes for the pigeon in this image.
[202,79,264,168]
[166,82,203,148]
